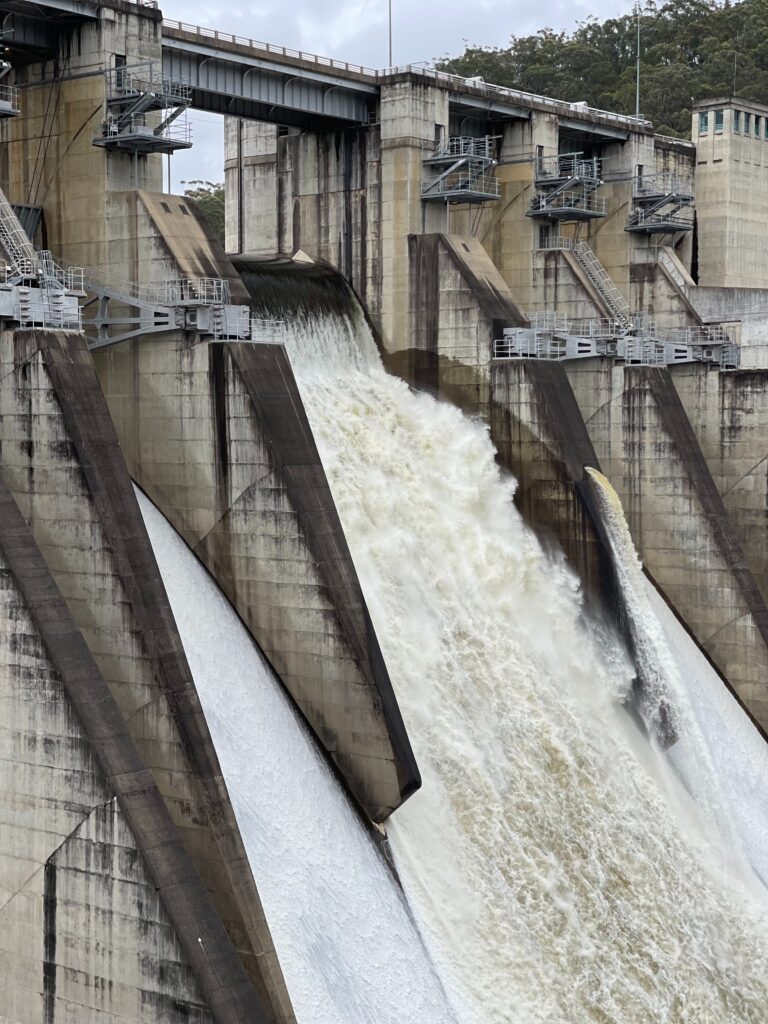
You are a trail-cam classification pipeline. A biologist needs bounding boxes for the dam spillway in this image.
[237,273,768,1023]
[0,248,765,1022]
[136,488,459,1024]
[0,263,761,1023]
[1,5,768,1013]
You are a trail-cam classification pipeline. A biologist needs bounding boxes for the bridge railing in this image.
[161,18,654,130]
[162,19,380,76]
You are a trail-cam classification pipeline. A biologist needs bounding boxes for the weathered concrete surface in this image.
[672,362,768,608]
[139,189,251,303]
[694,97,768,290]
[223,100,698,353]
[392,233,609,597]
[490,360,610,598]
[685,284,768,368]
[399,232,526,392]
[0,328,286,1023]
[0,2,163,279]
[94,329,419,822]
[0,459,244,1023]
[566,357,768,726]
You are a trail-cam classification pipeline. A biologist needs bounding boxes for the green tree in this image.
[182,180,225,247]
[437,0,768,137]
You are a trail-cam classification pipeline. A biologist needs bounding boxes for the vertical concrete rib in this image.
[16,329,291,1023]
[642,366,768,649]
[0,473,265,1024]
[226,341,421,811]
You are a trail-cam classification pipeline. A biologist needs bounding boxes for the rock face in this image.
[0,328,291,1024]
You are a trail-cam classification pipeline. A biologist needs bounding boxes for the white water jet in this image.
[136,489,460,1024]
[588,467,768,888]
[281,307,768,1024]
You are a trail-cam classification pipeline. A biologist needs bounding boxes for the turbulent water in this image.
[137,490,459,1024]
[273,303,768,1024]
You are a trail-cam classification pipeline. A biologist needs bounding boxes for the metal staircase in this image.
[626,173,694,234]
[0,187,38,281]
[422,137,500,204]
[0,184,288,346]
[93,63,193,154]
[543,236,631,327]
[528,153,606,221]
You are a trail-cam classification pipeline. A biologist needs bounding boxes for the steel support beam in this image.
[163,41,374,127]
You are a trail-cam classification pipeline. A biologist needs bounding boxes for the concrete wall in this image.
[0,2,163,277]
[224,121,381,316]
[672,362,768,609]
[566,357,768,727]
[0,327,286,1024]
[694,97,768,289]
[89,197,419,823]
[94,330,419,823]
[224,78,448,346]
[0,328,277,1023]
[686,284,768,367]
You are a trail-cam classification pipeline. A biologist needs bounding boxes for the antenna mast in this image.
[635,2,641,118]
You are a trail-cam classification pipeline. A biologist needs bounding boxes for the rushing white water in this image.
[136,489,460,1024]
[280,305,768,1024]
[588,467,768,888]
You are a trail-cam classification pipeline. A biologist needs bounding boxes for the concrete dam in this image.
[0,0,767,1021]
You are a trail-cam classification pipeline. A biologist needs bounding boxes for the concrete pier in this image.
[0,328,283,1023]
[566,358,768,727]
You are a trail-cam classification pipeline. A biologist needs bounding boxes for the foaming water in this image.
[280,307,768,1023]
[136,489,459,1024]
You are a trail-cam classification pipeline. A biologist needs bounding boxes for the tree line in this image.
[437,0,768,136]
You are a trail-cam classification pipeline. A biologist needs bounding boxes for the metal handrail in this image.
[535,153,602,180]
[633,173,694,197]
[428,136,498,159]
[538,235,575,251]
[0,83,18,109]
[53,257,230,308]
[249,318,288,342]
[530,191,607,214]
[160,18,654,129]
[424,172,500,198]
[95,114,193,143]
[107,64,191,103]
[627,209,693,227]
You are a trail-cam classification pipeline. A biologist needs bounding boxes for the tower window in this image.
[698,112,709,134]
[744,112,751,133]
[734,110,741,132]
[756,116,761,137]
[714,110,723,133]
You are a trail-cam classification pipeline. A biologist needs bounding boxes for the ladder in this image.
[570,240,631,328]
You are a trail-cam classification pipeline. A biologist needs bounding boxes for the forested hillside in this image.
[437,0,768,136]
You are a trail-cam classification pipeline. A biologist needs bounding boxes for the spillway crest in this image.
[234,264,768,1024]
[137,490,459,1024]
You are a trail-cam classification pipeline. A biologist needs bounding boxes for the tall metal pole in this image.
[635,2,641,118]
[388,0,393,67]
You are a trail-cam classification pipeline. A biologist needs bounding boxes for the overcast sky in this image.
[163,0,634,190]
